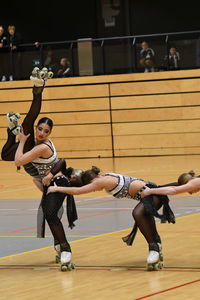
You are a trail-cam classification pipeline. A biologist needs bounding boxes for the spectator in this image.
[57,57,72,77]
[139,41,155,72]
[0,25,8,81]
[7,25,23,80]
[43,48,57,73]
[31,41,42,69]
[163,47,180,70]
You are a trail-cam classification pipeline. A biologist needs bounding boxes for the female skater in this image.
[1,70,77,270]
[141,170,200,197]
[47,166,176,270]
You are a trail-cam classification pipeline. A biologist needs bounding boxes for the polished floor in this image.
[0,156,200,299]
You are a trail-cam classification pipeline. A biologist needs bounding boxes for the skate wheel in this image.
[40,71,46,79]
[61,265,68,272]
[48,71,54,78]
[147,261,163,271]
[147,264,154,271]
[159,253,164,262]
[15,113,21,119]
[60,262,75,271]
[55,255,60,263]
[32,67,40,75]
[68,263,75,270]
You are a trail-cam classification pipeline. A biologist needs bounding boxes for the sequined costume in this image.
[105,172,156,201]
[32,139,59,180]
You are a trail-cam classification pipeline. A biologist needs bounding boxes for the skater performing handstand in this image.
[46,165,176,271]
[1,68,77,271]
[141,170,200,197]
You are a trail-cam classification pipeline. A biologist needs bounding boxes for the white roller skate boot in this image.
[30,67,53,87]
[147,243,163,271]
[54,244,61,263]
[60,251,74,271]
[6,112,21,135]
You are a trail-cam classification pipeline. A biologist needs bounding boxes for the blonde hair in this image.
[178,170,196,185]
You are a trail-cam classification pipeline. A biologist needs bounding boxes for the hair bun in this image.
[188,170,195,176]
[91,166,100,175]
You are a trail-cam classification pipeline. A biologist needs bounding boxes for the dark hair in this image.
[81,166,100,185]
[178,170,196,185]
[37,117,53,130]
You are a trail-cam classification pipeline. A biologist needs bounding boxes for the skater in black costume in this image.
[47,165,176,270]
[1,69,77,270]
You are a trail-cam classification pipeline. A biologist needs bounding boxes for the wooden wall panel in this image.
[110,78,200,96]
[111,93,200,110]
[1,69,200,158]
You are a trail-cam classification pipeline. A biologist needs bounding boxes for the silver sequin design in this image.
[32,139,58,179]
[105,173,154,201]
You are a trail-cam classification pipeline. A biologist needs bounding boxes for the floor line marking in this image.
[134,279,200,300]
[0,213,200,260]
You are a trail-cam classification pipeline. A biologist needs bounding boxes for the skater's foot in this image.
[30,67,54,87]
[60,251,72,264]
[147,250,160,264]
[6,112,21,135]
[60,251,74,271]
[147,242,163,271]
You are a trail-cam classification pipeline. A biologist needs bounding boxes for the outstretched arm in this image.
[141,178,200,197]
[47,179,103,195]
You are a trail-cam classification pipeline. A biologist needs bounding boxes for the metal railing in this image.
[1,30,200,81]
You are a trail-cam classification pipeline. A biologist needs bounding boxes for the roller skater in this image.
[147,242,163,271]
[1,68,77,271]
[47,166,176,271]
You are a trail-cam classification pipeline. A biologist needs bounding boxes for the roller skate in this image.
[6,112,21,135]
[60,251,75,272]
[54,244,61,263]
[147,243,163,271]
[30,67,53,87]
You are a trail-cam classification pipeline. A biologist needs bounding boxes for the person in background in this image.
[0,25,8,81]
[139,41,155,73]
[43,48,57,73]
[7,25,23,80]
[56,57,72,77]
[163,46,180,70]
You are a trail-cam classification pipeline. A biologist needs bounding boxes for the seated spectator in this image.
[0,25,8,81]
[139,41,155,73]
[163,47,180,70]
[56,57,71,77]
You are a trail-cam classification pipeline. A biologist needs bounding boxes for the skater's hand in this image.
[42,172,54,186]
[18,128,30,143]
[47,182,58,194]
[141,186,151,198]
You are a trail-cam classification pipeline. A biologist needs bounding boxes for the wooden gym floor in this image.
[0,155,200,300]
